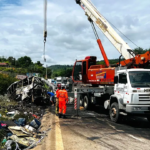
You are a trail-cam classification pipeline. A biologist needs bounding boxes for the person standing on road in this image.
[57,85,68,118]
[55,84,61,115]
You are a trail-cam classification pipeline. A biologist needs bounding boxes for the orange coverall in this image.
[57,89,68,115]
[56,89,60,96]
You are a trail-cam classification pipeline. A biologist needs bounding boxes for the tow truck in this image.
[66,0,150,123]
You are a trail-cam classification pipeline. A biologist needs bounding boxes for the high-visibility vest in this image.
[57,89,68,102]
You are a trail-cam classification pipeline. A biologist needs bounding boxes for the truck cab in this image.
[55,76,68,87]
[72,56,114,86]
[110,69,150,122]
[72,56,98,84]
[56,77,62,85]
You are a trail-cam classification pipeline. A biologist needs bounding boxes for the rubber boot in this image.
[62,115,67,119]
[59,113,62,118]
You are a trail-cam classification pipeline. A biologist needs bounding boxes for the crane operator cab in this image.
[72,56,96,84]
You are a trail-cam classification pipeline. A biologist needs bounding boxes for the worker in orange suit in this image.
[55,84,61,115]
[57,85,68,118]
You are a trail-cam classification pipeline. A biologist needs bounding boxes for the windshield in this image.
[63,80,67,84]
[129,71,150,87]
[89,61,96,68]
[57,80,61,83]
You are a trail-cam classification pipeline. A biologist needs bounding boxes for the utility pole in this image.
[46,64,47,79]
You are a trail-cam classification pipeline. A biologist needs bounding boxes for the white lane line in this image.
[104,120,143,142]
[107,123,124,132]
[108,123,143,142]
[55,116,64,150]
[127,134,143,142]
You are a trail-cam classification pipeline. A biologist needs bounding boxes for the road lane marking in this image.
[55,116,64,150]
[107,123,124,132]
[127,134,143,142]
[107,122,143,142]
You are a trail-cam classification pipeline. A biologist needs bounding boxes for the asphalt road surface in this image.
[49,104,150,150]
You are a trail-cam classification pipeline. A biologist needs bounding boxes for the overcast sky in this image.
[0,0,150,66]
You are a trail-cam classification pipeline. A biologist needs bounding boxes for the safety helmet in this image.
[57,84,61,89]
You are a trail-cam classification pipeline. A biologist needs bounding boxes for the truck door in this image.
[117,73,128,98]
[72,61,82,83]
[82,61,87,83]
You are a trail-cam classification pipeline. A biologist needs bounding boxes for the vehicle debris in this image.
[0,94,51,149]
[14,118,26,126]
[5,140,21,150]
[29,119,41,129]
[7,76,54,105]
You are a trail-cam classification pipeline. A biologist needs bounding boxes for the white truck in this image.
[55,77,68,87]
[110,68,150,122]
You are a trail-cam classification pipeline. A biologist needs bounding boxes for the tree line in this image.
[0,56,52,78]
[0,47,150,79]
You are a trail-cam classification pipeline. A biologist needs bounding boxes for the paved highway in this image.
[48,105,150,150]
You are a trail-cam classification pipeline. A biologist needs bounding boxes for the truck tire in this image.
[109,102,120,123]
[80,95,84,106]
[146,116,150,122]
[83,95,89,110]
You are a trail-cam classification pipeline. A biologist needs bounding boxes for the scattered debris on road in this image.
[0,93,51,150]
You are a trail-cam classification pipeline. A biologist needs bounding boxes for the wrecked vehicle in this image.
[7,76,54,105]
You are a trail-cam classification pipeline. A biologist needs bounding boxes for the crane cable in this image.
[43,0,47,62]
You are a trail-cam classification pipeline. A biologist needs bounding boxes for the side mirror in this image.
[114,76,118,84]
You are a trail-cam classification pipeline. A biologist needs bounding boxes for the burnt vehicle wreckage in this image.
[7,76,55,105]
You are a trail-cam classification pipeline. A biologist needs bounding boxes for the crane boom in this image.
[76,0,135,59]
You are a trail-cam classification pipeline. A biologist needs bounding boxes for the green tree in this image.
[47,68,52,78]
[51,68,72,78]
[0,73,18,95]
[64,68,72,77]
[7,57,15,65]
[17,56,32,68]
[0,56,7,62]
[35,61,43,67]
[133,47,145,55]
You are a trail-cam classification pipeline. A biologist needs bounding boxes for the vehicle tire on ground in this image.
[90,96,96,109]
[80,95,84,106]
[109,102,121,123]
[83,95,89,110]
[146,116,150,122]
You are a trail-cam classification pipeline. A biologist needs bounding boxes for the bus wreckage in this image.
[7,76,55,105]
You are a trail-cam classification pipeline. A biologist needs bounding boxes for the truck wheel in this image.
[146,116,150,122]
[80,95,84,106]
[83,95,89,110]
[109,102,120,123]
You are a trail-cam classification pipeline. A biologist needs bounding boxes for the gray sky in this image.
[0,0,150,66]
